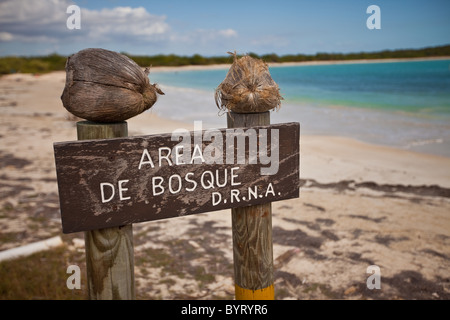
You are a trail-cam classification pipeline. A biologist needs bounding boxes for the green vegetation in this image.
[0,245,87,300]
[0,53,67,75]
[1,44,449,75]
[126,53,231,67]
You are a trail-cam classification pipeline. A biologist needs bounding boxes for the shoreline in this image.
[150,56,450,72]
[2,70,449,186]
[1,71,449,188]
[2,71,448,162]
[148,57,450,160]
[146,82,450,160]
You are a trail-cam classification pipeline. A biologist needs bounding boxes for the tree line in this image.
[1,44,449,75]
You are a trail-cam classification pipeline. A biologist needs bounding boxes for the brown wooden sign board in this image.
[54,122,299,233]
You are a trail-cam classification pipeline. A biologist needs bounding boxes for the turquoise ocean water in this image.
[150,59,450,157]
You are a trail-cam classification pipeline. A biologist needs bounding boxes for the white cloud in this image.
[0,32,13,41]
[82,6,169,42]
[0,0,238,55]
[218,29,238,38]
[0,0,170,44]
[0,0,68,24]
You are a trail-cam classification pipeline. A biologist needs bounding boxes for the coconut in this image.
[61,48,164,123]
[215,52,282,113]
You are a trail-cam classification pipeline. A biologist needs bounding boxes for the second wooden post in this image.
[227,111,274,300]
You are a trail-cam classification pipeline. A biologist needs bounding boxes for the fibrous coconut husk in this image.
[61,48,164,123]
[215,52,282,113]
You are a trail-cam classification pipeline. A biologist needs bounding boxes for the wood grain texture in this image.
[231,203,273,290]
[228,112,274,298]
[54,122,300,233]
[77,121,128,140]
[84,225,135,300]
[77,121,135,300]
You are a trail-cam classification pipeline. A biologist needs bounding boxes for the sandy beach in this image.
[0,70,449,300]
[149,56,450,72]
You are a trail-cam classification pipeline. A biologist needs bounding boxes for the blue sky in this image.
[0,0,449,56]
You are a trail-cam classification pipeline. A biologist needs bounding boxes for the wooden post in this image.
[227,111,274,300]
[77,121,135,300]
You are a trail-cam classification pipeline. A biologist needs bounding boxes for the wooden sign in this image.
[54,122,299,233]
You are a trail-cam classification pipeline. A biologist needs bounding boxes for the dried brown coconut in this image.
[215,52,282,113]
[61,48,164,123]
